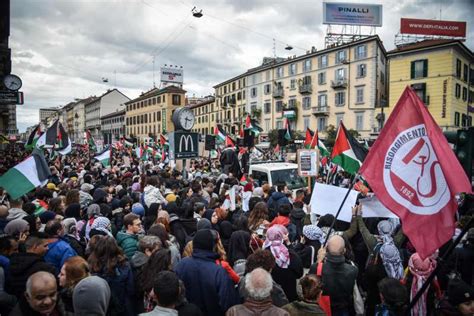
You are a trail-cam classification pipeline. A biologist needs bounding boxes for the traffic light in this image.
[455,128,474,181]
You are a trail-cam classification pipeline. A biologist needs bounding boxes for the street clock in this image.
[3,74,22,91]
[172,107,195,131]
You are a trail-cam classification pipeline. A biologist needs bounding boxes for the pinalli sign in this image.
[400,18,466,37]
[323,2,383,27]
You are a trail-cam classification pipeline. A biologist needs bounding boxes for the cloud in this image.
[9,0,473,132]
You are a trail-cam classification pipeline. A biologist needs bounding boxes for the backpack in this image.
[366,241,383,268]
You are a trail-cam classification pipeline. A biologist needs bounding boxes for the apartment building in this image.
[39,108,58,124]
[101,109,125,144]
[189,96,216,135]
[85,89,130,141]
[213,75,247,135]
[386,40,473,130]
[72,96,96,144]
[213,36,388,140]
[125,85,186,142]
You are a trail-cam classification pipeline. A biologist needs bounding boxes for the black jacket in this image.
[270,249,304,302]
[309,254,358,312]
[6,253,57,298]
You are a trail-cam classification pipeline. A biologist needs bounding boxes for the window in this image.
[336,114,344,126]
[463,64,468,82]
[335,92,345,106]
[462,87,468,101]
[264,102,271,114]
[276,101,283,112]
[302,97,311,110]
[318,72,326,85]
[356,113,364,131]
[251,87,257,98]
[357,64,366,78]
[319,55,328,68]
[157,96,161,103]
[250,102,257,112]
[411,59,428,79]
[317,117,327,131]
[380,71,385,85]
[355,45,367,59]
[318,94,327,107]
[265,119,270,131]
[302,75,311,85]
[162,95,165,102]
[411,83,428,104]
[276,120,283,129]
[461,114,467,127]
[303,59,312,72]
[335,68,346,81]
[232,82,236,91]
[303,116,310,131]
[288,98,297,108]
[277,67,283,78]
[336,50,347,64]
[290,79,296,90]
[455,84,461,98]
[289,63,297,75]
[264,84,271,95]
[456,59,462,78]
[356,87,364,103]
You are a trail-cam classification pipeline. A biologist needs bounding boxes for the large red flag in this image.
[359,86,472,259]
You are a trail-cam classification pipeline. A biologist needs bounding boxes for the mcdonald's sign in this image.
[168,132,199,160]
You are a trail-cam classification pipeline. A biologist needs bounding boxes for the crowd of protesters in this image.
[0,144,472,316]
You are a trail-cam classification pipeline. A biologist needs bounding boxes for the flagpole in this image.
[406,216,473,315]
[323,173,359,247]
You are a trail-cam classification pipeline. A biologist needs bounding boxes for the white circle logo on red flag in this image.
[383,124,451,215]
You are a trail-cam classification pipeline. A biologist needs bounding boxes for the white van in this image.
[249,162,307,192]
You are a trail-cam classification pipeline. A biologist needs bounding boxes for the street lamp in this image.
[192,7,203,18]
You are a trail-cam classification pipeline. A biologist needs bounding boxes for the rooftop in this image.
[388,39,473,58]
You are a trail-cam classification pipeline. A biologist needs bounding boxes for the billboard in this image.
[323,2,383,26]
[400,18,466,37]
[160,67,183,84]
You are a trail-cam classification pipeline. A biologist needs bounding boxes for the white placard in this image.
[359,195,398,219]
[310,182,358,222]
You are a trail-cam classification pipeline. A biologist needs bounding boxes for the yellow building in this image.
[387,40,473,130]
[213,76,247,135]
[189,96,216,135]
[213,35,388,140]
[125,86,186,142]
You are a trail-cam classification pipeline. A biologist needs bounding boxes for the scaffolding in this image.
[324,24,377,48]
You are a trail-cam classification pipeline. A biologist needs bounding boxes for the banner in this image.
[323,2,383,26]
[400,18,466,37]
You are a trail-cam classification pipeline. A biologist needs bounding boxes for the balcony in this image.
[311,106,329,116]
[228,97,236,107]
[273,88,284,98]
[299,84,313,94]
[331,79,348,89]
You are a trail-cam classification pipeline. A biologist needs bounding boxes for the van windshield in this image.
[270,169,306,190]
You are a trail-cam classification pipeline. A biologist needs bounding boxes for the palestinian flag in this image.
[245,115,253,129]
[0,150,51,199]
[160,134,168,146]
[284,118,291,141]
[0,135,9,144]
[331,122,368,175]
[36,120,71,154]
[123,137,134,147]
[245,115,262,136]
[214,125,226,142]
[26,125,43,150]
[239,126,244,138]
[94,147,111,167]
[318,139,330,157]
[86,130,97,152]
[304,128,318,149]
[274,144,280,154]
[225,135,235,147]
[240,174,248,185]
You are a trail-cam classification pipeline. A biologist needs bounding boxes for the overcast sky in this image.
[10,0,473,132]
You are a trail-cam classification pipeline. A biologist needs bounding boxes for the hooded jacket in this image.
[73,276,111,316]
[143,185,167,208]
[267,192,290,218]
[44,238,77,273]
[116,231,139,259]
[6,253,56,298]
[6,208,28,221]
[175,248,240,316]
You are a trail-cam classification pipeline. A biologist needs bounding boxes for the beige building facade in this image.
[189,96,216,135]
[125,86,186,143]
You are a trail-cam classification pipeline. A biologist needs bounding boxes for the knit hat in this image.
[302,225,324,243]
[73,276,111,316]
[196,218,212,231]
[165,193,177,203]
[39,211,56,224]
[448,278,474,307]
[87,204,101,217]
[131,203,145,217]
[4,219,29,236]
[193,229,215,251]
[80,183,94,193]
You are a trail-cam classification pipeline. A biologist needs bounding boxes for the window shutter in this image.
[410,61,415,79]
[423,59,428,77]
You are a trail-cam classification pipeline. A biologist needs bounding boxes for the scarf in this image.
[302,225,325,244]
[90,216,113,237]
[408,253,437,316]
[270,216,290,227]
[377,220,403,279]
[263,224,290,268]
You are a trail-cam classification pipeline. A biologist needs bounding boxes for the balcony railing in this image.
[273,88,284,98]
[311,106,329,116]
[331,79,348,89]
[299,84,312,94]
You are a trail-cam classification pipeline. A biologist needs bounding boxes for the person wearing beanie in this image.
[447,278,474,315]
[175,229,240,315]
[132,203,145,218]
[73,275,111,316]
